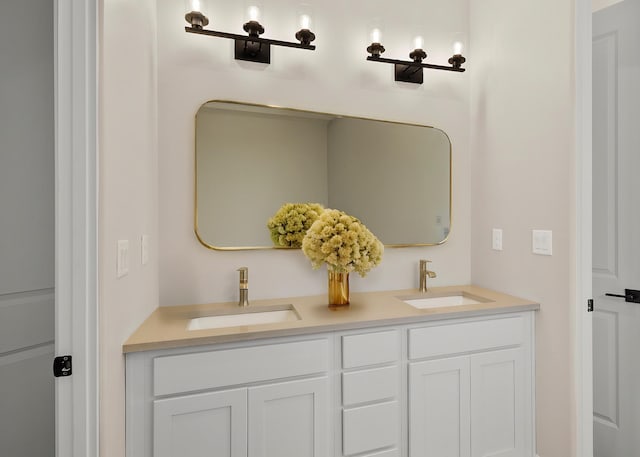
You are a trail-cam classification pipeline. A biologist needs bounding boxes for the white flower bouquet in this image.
[301,209,384,277]
[267,202,325,247]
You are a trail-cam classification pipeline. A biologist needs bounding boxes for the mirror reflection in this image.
[195,101,451,250]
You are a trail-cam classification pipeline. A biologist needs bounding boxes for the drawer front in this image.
[409,316,524,360]
[342,366,398,406]
[154,339,328,396]
[343,401,399,456]
[342,330,399,369]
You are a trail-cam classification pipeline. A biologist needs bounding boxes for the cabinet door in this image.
[248,377,328,457]
[153,388,247,457]
[409,357,471,457]
[470,348,524,457]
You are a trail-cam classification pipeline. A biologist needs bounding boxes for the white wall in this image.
[469,1,575,456]
[99,0,159,456]
[157,0,471,306]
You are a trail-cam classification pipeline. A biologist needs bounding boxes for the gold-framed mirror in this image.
[195,101,452,250]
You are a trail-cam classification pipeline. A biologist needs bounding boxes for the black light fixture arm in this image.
[185,26,316,51]
[366,38,467,84]
[367,56,466,73]
[184,7,316,65]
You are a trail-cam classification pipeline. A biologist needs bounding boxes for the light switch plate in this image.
[532,230,552,255]
[492,229,503,251]
[117,239,130,278]
[141,234,149,265]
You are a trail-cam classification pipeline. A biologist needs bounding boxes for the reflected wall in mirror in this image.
[195,101,451,250]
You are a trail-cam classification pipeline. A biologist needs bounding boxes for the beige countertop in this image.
[123,285,539,353]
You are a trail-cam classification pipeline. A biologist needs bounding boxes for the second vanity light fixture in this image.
[367,30,467,84]
[184,1,316,64]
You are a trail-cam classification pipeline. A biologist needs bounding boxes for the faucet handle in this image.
[237,267,249,307]
[237,267,248,287]
[420,259,431,269]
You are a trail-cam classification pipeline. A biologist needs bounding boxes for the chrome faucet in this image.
[419,260,437,292]
[237,267,249,307]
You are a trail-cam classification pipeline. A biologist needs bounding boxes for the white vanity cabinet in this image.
[407,315,534,457]
[126,338,330,457]
[126,311,535,457]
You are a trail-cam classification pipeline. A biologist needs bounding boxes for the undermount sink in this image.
[187,305,300,331]
[400,292,492,310]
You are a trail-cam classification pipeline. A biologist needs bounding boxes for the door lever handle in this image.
[605,289,640,304]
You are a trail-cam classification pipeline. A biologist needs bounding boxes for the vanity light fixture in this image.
[184,2,316,65]
[366,33,466,84]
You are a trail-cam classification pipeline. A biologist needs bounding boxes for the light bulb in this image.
[414,36,424,50]
[453,40,464,55]
[247,5,260,21]
[184,0,208,28]
[371,28,382,43]
[300,13,311,29]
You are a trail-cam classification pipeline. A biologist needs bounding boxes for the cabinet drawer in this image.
[342,366,398,406]
[343,401,399,456]
[342,330,399,369]
[153,339,328,396]
[409,316,524,360]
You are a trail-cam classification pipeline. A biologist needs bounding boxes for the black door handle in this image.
[605,289,640,303]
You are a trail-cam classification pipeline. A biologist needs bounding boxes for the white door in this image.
[0,0,55,455]
[593,1,640,456]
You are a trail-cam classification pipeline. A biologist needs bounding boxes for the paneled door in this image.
[154,388,248,457]
[470,349,525,457]
[248,377,328,457]
[0,0,55,455]
[593,1,640,456]
[409,356,471,457]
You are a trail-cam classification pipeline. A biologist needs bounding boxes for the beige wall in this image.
[156,0,471,307]
[99,0,159,456]
[469,1,576,456]
[98,0,581,456]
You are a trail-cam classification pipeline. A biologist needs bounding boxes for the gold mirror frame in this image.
[194,100,453,250]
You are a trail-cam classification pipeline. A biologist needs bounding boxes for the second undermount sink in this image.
[187,304,300,331]
[401,292,492,310]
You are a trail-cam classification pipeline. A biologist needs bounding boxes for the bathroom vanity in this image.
[124,286,538,457]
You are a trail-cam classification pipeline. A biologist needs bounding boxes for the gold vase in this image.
[328,270,350,308]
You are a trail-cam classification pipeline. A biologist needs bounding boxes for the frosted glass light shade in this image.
[246,4,262,21]
[370,28,382,43]
[453,40,464,55]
